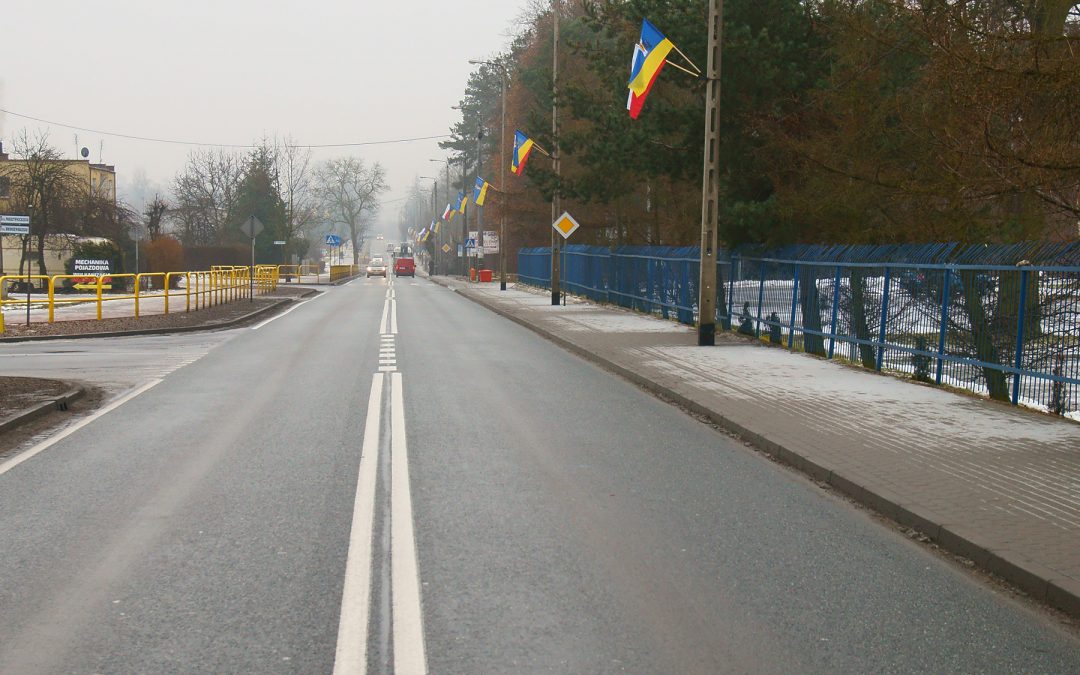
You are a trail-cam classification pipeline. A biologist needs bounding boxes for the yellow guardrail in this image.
[273,264,329,284]
[329,265,360,282]
[0,266,278,331]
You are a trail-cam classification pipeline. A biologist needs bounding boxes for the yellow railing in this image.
[329,265,360,282]
[0,266,278,329]
[273,264,329,284]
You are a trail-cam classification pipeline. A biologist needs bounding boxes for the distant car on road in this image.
[366,257,387,277]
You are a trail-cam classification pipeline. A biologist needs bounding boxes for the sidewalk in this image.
[437,277,1080,619]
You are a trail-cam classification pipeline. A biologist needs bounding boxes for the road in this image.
[0,276,1078,673]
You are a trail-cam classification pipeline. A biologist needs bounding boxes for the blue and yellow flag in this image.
[455,191,467,214]
[628,19,674,97]
[511,130,535,176]
[473,177,490,206]
[431,218,440,235]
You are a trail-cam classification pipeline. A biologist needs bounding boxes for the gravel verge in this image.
[0,287,314,340]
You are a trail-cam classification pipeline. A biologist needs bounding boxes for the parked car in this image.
[366,257,387,277]
[896,267,995,298]
[393,256,415,277]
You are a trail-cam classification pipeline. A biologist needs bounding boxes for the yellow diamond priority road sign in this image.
[442,243,452,253]
[552,211,580,239]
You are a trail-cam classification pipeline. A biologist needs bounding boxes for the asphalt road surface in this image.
[1,276,1078,673]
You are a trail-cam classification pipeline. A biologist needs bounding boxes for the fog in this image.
[0,0,528,227]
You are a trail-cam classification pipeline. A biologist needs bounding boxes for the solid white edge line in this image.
[390,372,427,675]
[333,372,384,675]
[0,379,163,477]
[390,299,398,335]
[251,293,325,330]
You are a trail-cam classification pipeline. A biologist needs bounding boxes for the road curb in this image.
[443,279,1080,621]
[0,385,85,435]
[0,291,317,343]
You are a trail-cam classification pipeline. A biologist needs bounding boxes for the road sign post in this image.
[1,215,32,282]
[240,216,264,302]
[23,230,31,325]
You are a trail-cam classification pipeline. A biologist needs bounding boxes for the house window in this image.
[0,176,10,199]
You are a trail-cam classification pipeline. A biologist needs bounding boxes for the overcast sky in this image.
[1,0,530,230]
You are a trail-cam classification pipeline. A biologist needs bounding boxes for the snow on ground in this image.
[639,342,1080,444]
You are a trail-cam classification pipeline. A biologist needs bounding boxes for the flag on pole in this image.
[431,218,440,234]
[442,203,452,220]
[628,19,674,99]
[455,191,467,214]
[473,177,490,206]
[422,228,432,242]
[511,130,535,176]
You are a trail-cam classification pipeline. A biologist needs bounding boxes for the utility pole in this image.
[419,176,437,274]
[697,0,724,346]
[460,156,468,277]
[552,0,561,304]
[497,66,507,290]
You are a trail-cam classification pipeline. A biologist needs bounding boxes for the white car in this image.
[366,257,387,277]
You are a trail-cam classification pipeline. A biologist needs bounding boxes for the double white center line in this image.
[335,281,426,675]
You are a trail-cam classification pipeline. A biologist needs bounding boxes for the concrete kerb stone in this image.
[0,385,85,435]
[441,278,1080,621]
[0,288,319,344]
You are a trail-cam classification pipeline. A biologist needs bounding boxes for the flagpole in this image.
[550,0,561,306]
[664,58,700,78]
[669,44,702,75]
[697,0,724,346]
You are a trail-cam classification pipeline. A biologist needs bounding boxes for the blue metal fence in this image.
[518,244,1080,418]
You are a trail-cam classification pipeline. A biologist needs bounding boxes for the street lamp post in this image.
[475,123,484,282]
[469,58,509,291]
[430,158,451,275]
[419,176,437,274]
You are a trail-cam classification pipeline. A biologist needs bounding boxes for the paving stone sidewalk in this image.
[440,277,1080,619]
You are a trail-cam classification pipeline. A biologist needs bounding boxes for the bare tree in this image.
[315,158,388,265]
[170,148,244,246]
[276,137,317,261]
[0,130,83,275]
[143,194,169,241]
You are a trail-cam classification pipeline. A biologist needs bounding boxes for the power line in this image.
[0,108,451,149]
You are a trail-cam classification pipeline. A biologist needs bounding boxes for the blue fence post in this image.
[828,265,842,359]
[935,268,952,385]
[606,249,613,304]
[755,260,766,338]
[876,267,892,371]
[787,263,800,350]
[1011,269,1029,405]
[726,259,735,330]
[683,258,693,325]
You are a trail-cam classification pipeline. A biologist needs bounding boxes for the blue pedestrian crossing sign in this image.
[325,234,342,246]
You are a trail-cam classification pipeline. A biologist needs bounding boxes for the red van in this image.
[393,256,415,277]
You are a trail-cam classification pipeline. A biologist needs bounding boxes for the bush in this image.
[145,236,185,289]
